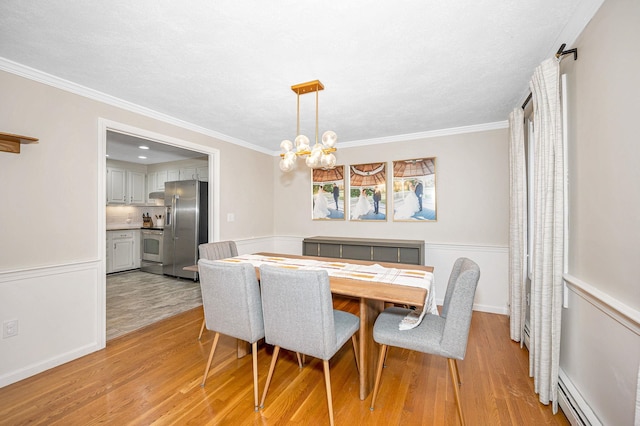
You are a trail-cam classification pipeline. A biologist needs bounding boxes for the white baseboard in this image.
[558,369,602,426]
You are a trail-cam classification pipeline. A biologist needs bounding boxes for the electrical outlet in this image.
[3,319,18,338]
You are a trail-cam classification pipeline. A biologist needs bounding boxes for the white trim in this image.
[558,369,603,426]
[336,121,509,151]
[563,273,640,336]
[0,56,509,157]
[548,0,605,58]
[0,260,103,388]
[0,57,273,155]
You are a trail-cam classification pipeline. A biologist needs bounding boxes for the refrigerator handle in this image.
[173,194,179,238]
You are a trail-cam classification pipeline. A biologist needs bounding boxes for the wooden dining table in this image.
[185,252,434,400]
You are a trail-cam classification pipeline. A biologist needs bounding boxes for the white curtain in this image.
[508,107,527,343]
[529,57,564,412]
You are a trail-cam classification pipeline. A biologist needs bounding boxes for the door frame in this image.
[97,118,220,347]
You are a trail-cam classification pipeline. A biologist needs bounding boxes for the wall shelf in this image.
[0,132,39,154]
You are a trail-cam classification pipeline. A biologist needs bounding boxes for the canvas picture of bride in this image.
[311,166,345,220]
[392,158,437,221]
[349,163,386,221]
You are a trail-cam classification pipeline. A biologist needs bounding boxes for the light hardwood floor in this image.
[0,296,569,425]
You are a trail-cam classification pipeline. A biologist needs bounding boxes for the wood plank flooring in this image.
[0,296,569,425]
[107,271,202,340]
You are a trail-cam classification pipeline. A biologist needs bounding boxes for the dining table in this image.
[185,252,434,400]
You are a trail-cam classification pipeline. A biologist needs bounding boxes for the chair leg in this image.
[259,345,280,409]
[296,352,303,368]
[322,359,335,426]
[453,357,462,385]
[201,332,220,387]
[198,318,206,340]
[351,334,360,374]
[251,341,259,411]
[369,344,388,410]
[447,358,465,426]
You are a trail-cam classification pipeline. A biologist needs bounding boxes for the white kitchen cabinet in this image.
[128,171,146,205]
[106,167,127,204]
[156,170,168,189]
[167,169,180,182]
[106,233,112,274]
[196,166,208,181]
[180,167,196,181]
[133,230,141,268]
[106,167,146,205]
[107,230,137,273]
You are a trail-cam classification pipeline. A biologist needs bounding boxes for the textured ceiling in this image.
[0,1,600,157]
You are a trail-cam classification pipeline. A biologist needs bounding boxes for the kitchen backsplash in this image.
[106,205,167,228]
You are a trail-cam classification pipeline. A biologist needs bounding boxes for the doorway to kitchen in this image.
[99,118,220,344]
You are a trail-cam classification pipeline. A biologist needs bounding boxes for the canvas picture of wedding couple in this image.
[311,166,345,220]
[349,163,386,221]
[392,158,437,221]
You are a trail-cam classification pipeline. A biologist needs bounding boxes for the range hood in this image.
[148,191,165,200]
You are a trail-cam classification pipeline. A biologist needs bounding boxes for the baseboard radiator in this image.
[558,370,602,426]
[523,323,600,426]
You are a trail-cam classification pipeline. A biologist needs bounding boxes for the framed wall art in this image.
[311,166,345,220]
[392,158,437,221]
[349,162,386,221]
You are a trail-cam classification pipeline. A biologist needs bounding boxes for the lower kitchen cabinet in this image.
[107,230,140,273]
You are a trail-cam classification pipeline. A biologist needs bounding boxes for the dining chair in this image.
[197,240,238,340]
[258,264,360,426]
[198,258,265,411]
[369,257,480,426]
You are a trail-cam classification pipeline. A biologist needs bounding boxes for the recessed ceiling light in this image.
[138,156,147,159]
[139,145,149,150]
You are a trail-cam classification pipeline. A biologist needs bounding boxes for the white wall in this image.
[560,0,640,424]
[272,127,511,314]
[0,69,275,387]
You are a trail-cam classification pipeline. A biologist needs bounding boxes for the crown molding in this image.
[1,56,509,157]
[336,121,509,151]
[0,57,274,156]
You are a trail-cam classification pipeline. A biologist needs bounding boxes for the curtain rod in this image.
[521,44,578,109]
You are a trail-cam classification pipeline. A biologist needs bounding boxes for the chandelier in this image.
[279,80,337,172]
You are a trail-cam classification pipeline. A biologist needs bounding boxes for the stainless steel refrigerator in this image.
[163,180,208,280]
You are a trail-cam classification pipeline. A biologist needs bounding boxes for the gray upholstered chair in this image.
[369,257,480,426]
[258,264,360,426]
[198,258,264,411]
[197,240,238,339]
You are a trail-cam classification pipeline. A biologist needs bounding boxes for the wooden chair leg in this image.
[369,344,388,410]
[201,332,220,387]
[453,356,462,385]
[198,318,206,340]
[322,359,335,426]
[296,352,303,368]
[251,341,259,411]
[259,345,280,409]
[351,334,360,374]
[448,358,465,426]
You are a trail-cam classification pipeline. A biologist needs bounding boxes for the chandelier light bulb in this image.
[280,139,293,152]
[279,158,294,172]
[295,134,310,152]
[321,130,337,148]
[278,80,337,173]
[311,143,323,157]
[305,154,321,168]
[321,153,336,168]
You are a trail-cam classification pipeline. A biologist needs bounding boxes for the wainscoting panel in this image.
[269,236,509,314]
[560,274,640,426]
[0,260,103,388]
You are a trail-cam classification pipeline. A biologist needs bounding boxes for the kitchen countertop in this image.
[106,224,144,231]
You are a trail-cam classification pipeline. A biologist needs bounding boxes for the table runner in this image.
[218,254,438,326]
